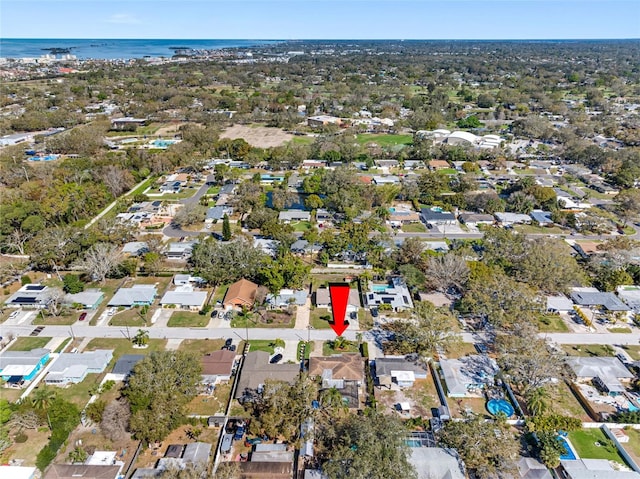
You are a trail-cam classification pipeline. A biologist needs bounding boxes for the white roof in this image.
[447,131,478,143]
[1,364,39,376]
[391,370,415,382]
[0,466,37,479]
[160,291,207,307]
[86,451,117,466]
[547,295,574,311]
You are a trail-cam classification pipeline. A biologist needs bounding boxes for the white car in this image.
[8,310,20,319]
[107,307,116,316]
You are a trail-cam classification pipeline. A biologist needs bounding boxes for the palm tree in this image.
[332,336,352,351]
[132,329,149,347]
[526,387,549,417]
[320,387,347,413]
[31,387,56,411]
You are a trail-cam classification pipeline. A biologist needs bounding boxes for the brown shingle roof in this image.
[224,279,258,308]
[201,350,236,376]
[308,354,364,382]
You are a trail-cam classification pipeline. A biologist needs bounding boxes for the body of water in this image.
[0,38,280,59]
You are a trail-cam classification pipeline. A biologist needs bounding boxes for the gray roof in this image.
[182,442,211,465]
[48,350,112,375]
[570,292,630,311]
[420,208,456,222]
[495,212,532,223]
[234,351,299,399]
[112,354,145,376]
[561,458,640,479]
[530,210,553,224]
[65,290,104,307]
[122,242,148,255]
[267,289,307,307]
[278,209,311,222]
[0,348,50,369]
[546,295,574,311]
[315,288,360,308]
[567,356,634,380]
[364,277,413,310]
[518,457,553,479]
[440,355,498,397]
[375,356,428,377]
[219,184,235,195]
[159,291,207,307]
[409,448,465,479]
[108,285,157,307]
[206,206,232,220]
[458,213,495,224]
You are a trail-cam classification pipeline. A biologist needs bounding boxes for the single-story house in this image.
[111,117,146,129]
[566,357,634,395]
[110,354,145,381]
[165,241,197,260]
[254,238,280,257]
[374,159,399,169]
[278,210,311,223]
[45,349,113,385]
[372,175,400,185]
[237,461,293,479]
[420,208,457,226]
[570,289,630,312]
[404,160,424,170]
[560,458,640,479]
[108,285,157,308]
[439,355,499,397]
[364,277,414,312]
[234,351,299,400]
[223,279,258,310]
[546,295,575,313]
[290,239,322,255]
[205,206,233,223]
[251,443,294,463]
[159,289,208,311]
[571,241,604,259]
[122,242,149,256]
[409,447,466,479]
[424,241,449,253]
[0,348,50,383]
[428,159,451,171]
[530,210,554,226]
[458,213,495,226]
[159,181,183,194]
[182,442,212,466]
[517,457,553,479]
[494,212,532,225]
[315,288,360,313]
[618,285,640,310]
[302,160,327,169]
[201,350,237,385]
[43,464,122,479]
[5,284,51,309]
[266,289,307,308]
[174,274,191,286]
[65,289,105,310]
[375,356,428,389]
[316,209,333,223]
[388,209,421,226]
[308,354,364,409]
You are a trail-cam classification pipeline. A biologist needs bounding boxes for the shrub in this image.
[14,432,28,443]
[21,275,32,285]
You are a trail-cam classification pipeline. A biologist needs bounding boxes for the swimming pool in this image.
[152,139,177,148]
[405,439,421,447]
[558,436,577,461]
[486,398,515,418]
[27,154,58,161]
[372,284,388,293]
[628,402,640,412]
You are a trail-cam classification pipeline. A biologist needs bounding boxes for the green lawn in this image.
[31,311,79,326]
[231,312,295,329]
[548,382,591,420]
[109,308,149,327]
[436,168,458,175]
[291,136,315,145]
[322,340,359,356]
[130,176,156,197]
[167,311,209,328]
[213,284,230,304]
[8,337,52,351]
[538,314,569,332]
[562,344,616,357]
[207,185,221,195]
[401,223,427,233]
[568,428,628,465]
[355,134,413,147]
[52,373,104,408]
[443,342,477,359]
[244,340,275,354]
[514,224,567,235]
[178,339,225,356]
[292,221,312,232]
[622,345,640,361]
[84,338,167,362]
[309,309,333,329]
[608,327,632,334]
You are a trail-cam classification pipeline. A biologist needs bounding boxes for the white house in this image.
[278,210,311,223]
[160,289,208,311]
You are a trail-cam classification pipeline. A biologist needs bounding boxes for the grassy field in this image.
[292,221,312,232]
[207,185,221,195]
[109,308,150,327]
[309,308,333,329]
[84,338,167,362]
[167,311,209,328]
[608,326,632,333]
[514,224,567,235]
[178,338,225,355]
[187,382,232,416]
[622,345,640,361]
[562,344,616,357]
[51,372,104,408]
[213,284,230,304]
[401,223,427,233]
[442,342,477,359]
[621,428,640,463]
[8,337,52,351]
[549,382,590,420]
[291,136,315,145]
[355,134,413,147]
[568,428,627,464]
[245,340,275,354]
[31,311,79,326]
[538,314,570,332]
[322,340,359,356]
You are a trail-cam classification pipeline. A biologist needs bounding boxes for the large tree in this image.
[123,351,202,444]
[74,242,122,283]
[382,301,460,357]
[425,253,469,292]
[318,411,416,479]
[438,413,519,479]
[191,237,266,285]
[615,188,640,226]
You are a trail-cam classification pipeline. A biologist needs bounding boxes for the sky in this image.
[1,0,638,40]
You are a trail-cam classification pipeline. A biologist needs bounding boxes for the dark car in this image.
[79,312,87,321]
[370,308,379,318]
[350,311,357,320]
[228,345,236,352]
[234,426,245,441]
[211,310,218,319]
[269,354,283,364]
[224,338,233,348]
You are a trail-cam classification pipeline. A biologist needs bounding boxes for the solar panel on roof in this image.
[14,297,37,303]
[25,285,45,291]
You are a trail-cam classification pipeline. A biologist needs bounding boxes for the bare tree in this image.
[74,242,122,283]
[45,287,67,316]
[425,254,469,292]
[101,399,131,442]
[99,165,135,198]
[3,230,32,255]
[11,410,42,430]
[173,203,207,227]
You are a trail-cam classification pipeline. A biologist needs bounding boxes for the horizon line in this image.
[2,37,639,41]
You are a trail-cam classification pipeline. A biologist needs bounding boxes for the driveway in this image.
[180,175,215,205]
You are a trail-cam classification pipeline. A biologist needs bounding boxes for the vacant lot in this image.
[8,336,51,351]
[220,124,294,148]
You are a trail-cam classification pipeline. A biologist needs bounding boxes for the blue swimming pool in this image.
[152,139,177,148]
[558,436,577,461]
[486,399,515,418]
[372,284,388,293]
[405,439,421,447]
[27,154,58,161]
[628,402,640,412]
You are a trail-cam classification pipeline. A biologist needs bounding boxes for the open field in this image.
[220,124,294,148]
[84,338,167,362]
[178,339,226,355]
[167,311,209,328]
[562,344,616,357]
[538,314,570,332]
[355,134,413,147]
[8,336,52,351]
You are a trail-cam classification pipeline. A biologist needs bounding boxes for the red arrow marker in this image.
[329,283,350,336]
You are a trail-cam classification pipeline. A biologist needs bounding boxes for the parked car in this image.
[79,312,87,321]
[224,338,233,348]
[8,310,20,320]
[370,308,379,318]
[107,307,116,316]
[349,311,357,320]
[234,426,245,441]
[211,310,218,319]
[270,354,283,364]
[228,345,236,352]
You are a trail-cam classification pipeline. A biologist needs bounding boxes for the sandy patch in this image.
[220,124,294,148]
